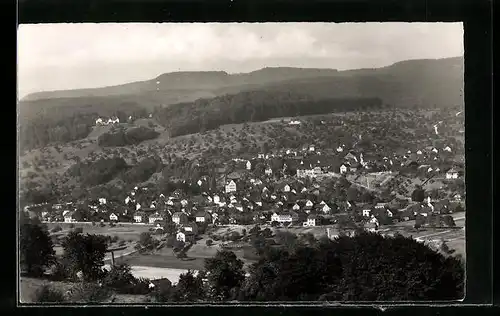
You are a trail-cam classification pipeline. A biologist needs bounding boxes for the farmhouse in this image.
[446,168,461,179]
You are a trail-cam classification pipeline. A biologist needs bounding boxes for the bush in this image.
[51,226,62,233]
[32,284,66,303]
[173,240,185,252]
[206,239,213,246]
[66,282,112,303]
[271,221,279,227]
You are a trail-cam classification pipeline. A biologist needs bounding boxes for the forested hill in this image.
[22,68,340,101]
[153,90,384,137]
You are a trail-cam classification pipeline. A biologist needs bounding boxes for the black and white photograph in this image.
[17,22,465,304]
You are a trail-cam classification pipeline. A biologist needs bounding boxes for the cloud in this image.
[17,22,463,97]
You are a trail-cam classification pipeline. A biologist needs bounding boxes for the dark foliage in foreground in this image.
[240,232,464,301]
[60,232,108,281]
[20,221,56,277]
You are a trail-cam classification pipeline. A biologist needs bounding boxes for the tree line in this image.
[153,90,384,137]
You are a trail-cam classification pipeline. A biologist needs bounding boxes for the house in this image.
[195,210,212,223]
[109,213,119,222]
[444,146,452,152]
[321,204,331,214]
[340,164,348,174]
[306,214,319,227]
[172,212,189,225]
[446,168,460,179]
[265,168,273,175]
[182,223,199,234]
[148,212,164,224]
[225,180,237,193]
[374,203,387,210]
[362,208,371,217]
[305,200,314,208]
[271,211,299,223]
[133,211,146,223]
[246,161,252,170]
[292,203,300,211]
[283,184,291,193]
[176,231,195,243]
[64,212,75,223]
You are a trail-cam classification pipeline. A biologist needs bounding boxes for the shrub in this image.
[99,222,105,227]
[66,282,112,303]
[173,240,185,252]
[32,284,66,303]
[150,279,173,302]
[69,224,75,229]
[206,239,213,246]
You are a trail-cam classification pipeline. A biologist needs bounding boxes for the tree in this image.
[275,231,299,252]
[443,215,456,227]
[136,232,160,252]
[20,222,56,276]
[170,270,206,301]
[411,186,426,202]
[241,231,464,301]
[61,232,108,281]
[204,250,245,300]
[346,186,360,202]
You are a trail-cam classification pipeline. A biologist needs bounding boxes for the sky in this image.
[17,22,463,98]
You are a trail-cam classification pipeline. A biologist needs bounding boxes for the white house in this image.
[95,118,104,125]
[64,212,75,223]
[292,203,300,211]
[444,146,452,152]
[446,168,460,179]
[133,212,145,223]
[306,215,319,227]
[136,203,141,211]
[265,167,273,175]
[283,184,291,192]
[197,180,203,186]
[180,199,188,207]
[213,195,221,204]
[271,212,298,223]
[288,120,301,125]
[362,208,371,217]
[340,164,348,174]
[166,199,174,206]
[225,180,237,193]
[309,145,315,152]
[125,196,131,204]
[246,161,252,170]
[109,213,119,222]
[321,204,331,213]
[337,146,344,152]
[99,198,107,205]
[148,212,164,224]
[305,200,314,208]
[417,150,423,155]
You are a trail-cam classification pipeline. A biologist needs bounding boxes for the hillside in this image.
[19,57,462,114]
[18,57,463,150]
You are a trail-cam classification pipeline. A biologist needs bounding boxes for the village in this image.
[24,109,466,255]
